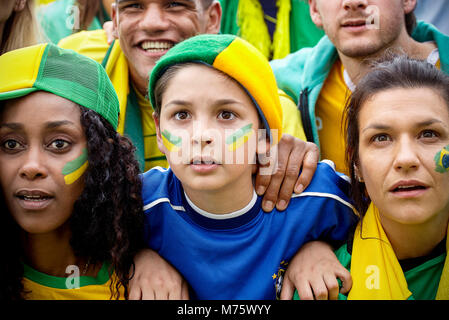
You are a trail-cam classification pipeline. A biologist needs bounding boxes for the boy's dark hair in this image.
[0,105,144,300]
[344,54,449,215]
[153,63,187,117]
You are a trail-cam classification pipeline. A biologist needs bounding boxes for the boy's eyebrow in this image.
[212,99,244,107]
[116,0,140,5]
[164,100,192,108]
[164,98,244,108]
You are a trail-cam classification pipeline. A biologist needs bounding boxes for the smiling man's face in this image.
[112,0,221,94]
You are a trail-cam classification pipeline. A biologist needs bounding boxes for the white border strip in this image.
[292,192,357,214]
[143,198,185,212]
[184,190,258,220]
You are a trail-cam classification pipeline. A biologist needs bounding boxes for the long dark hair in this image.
[0,105,144,300]
[344,55,449,215]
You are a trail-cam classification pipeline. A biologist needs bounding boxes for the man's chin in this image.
[338,42,385,59]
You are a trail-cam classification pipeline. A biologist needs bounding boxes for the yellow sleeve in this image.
[278,89,307,141]
[58,30,110,64]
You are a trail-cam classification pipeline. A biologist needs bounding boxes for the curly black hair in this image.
[0,105,144,300]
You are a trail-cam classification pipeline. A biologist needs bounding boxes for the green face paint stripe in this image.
[162,130,182,147]
[226,123,253,145]
[434,146,449,173]
[62,148,88,175]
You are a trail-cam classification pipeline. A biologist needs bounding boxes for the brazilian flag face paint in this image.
[62,148,88,184]
[162,129,182,152]
[226,124,253,151]
[435,145,449,173]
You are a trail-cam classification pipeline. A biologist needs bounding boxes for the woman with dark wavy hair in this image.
[0,43,144,300]
[336,55,449,300]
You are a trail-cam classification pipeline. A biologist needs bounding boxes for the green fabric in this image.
[289,0,325,52]
[270,21,449,148]
[23,262,111,289]
[36,44,119,129]
[0,43,120,130]
[218,0,324,53]
[38,0,110,44]
[148,34,236,109]
[0,88,36,100]
[125,86,146,171]
[332,243,446,300]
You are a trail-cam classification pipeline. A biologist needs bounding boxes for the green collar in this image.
[23,262,111,289]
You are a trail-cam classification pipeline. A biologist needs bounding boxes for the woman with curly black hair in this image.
[0,43,145,300]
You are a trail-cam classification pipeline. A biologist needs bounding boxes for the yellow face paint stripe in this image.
[162,130,182,152]
[64,161,88,185]
[226,124,254,151]
[62,148,88,184]
[227,132,254,151]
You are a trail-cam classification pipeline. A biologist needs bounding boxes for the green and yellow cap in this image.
[0,43,119,129]
[148,34,283,143]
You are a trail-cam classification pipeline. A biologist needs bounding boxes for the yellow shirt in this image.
[315,59,350,175]
[316,52,441,175]
[279,89,307,142]
[22,262,124,300]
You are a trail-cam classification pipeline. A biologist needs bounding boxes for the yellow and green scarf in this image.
[101,40,145,170]
[236,0,291,60]
[349,203,449,300]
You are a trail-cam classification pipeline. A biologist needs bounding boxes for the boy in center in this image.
[142,34,357,299]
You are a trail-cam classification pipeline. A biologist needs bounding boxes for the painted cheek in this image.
[433,135,449,171]
[434,145,449,173]
[225,124,254,152]
[162,129,182,152]
[62,148,88,185]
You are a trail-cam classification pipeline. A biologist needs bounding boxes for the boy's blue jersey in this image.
[141,162,358,299]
